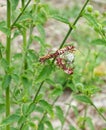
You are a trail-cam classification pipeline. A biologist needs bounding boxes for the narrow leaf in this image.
[35,65,52,83]
[83,13,98,27]
[38,123,44,130]
[0,104,5,113]
[45,121,54,130]
[10,0,19,10]
[39,100,53,117]
[1,114,20,126]
[32,36,45,47]
[69,125,77,130]
[2,75,11,89]
[37,24,46,41]
[51,88,63,97]
[86,117,95,130]
[91,39,106,46]
[0,21,10,36]
[0,27,10,36]
[55,106,64,124]
[74,95,92,104]
[19,13,32,22]
[51,14,70,25]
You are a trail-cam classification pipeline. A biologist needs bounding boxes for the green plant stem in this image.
[92,104,106,122]
[11,0,31,29]
[21,0,27,70]
[6,0,11,130]
[32,81,44,103]
[81,105,88,130]
[59,0,90,49]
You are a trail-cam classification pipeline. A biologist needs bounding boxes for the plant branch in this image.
[92,104,106,122]
[19,0,90,128]
[34,0,90,104]
[32,81,45,103]
[11,0,31,29]
[59,0,90,49]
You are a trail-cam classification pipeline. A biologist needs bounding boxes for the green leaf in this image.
[2,75,11,89]
[86,117,95,130]
[0,58,8,71]
[91,39,106,46]
[55,106,64,124]
[34,106,44,113]
[19,12,32,22]
[0,104,5,113]
[18,116,26,125]
[39,100,54,117]
[74,95,92,104]
[38,123,44,130]
[51,14,70,25]
[37,24,46,41]
[35,65,52,83]
[12,74,19,84]
[72,105,79,117]
[45,121,54,130]
[83,13,98,27]
[32,35,46,47]
[0,27,10,36]
[51,88,63,97]
[0,21,10,36]
[21,76,30,88]
[22,104,29,115]
[10,0,19,11]
[27,103,35,115]
[35,94,43,103]
[69,125,77,130]
[1,114,20,126]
